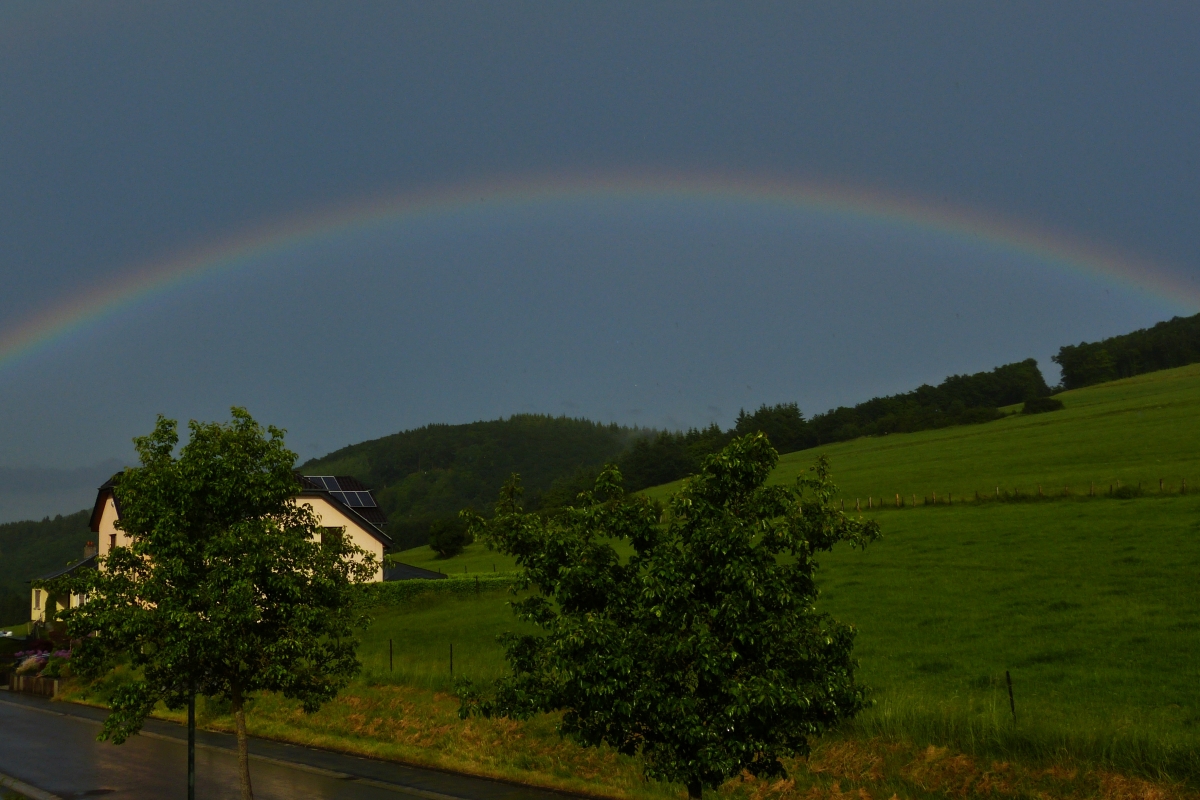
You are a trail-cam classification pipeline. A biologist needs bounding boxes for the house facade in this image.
[33,473,398,623]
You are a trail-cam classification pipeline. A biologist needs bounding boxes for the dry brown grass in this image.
[724,739,1200,800]
[56,678,1200,800]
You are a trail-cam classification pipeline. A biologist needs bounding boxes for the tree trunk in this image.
[232,690,254,800]
[687,778,703,799]
[187,688,195,800]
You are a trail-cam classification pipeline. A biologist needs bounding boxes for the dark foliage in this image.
[427,516,473,558]
[1052,313,1200,390]
[734,402,809,452]
[616,424,729,492]
[614,361,1049,492]
[458,435,880,798]
[804,358,1047,445]
[300,415,643,549]
[0,510,91,626]
[1022,397,1065,414]
[296,358,1064,540]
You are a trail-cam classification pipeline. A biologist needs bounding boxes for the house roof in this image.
[89,473,393,549]
[383,561,447,581]
[89,475,121,533]
[296,474,392,548]
[33,554,98,583]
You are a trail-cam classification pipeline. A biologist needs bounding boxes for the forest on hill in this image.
[0,511,91,625]
[301,358,1053,549]
[1053,311,1200,390]
[4,311,1198,597]
[300,415,645,548]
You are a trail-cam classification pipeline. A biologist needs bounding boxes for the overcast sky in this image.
[1,2,1197,515]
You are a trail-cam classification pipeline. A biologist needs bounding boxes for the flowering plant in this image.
[15,653,48,674]
[11,649,70,677]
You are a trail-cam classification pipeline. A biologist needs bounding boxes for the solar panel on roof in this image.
[310,476,340,491]
[354,491,377,508]
[329,490,348,504]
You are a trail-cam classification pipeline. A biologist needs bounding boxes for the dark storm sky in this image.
[0,2,1197,500]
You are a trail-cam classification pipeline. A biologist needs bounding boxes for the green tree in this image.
[427,516,473,557]
[41,409,377,800]
[458,433,880,798]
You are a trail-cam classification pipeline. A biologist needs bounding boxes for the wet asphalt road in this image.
[0,691,579,800]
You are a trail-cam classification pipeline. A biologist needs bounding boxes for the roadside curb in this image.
[0,770,62,800]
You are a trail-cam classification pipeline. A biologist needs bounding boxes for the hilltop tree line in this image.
[297,359,1051,551]
[1053,311,1200,390]
[301,416,641,549]
[8,313,1200,590]
[612,357,1051,493]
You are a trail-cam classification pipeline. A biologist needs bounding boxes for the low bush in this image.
[428,517,473,558]
[1022,397,1064,414]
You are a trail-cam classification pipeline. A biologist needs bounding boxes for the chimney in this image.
[83,540,98,559]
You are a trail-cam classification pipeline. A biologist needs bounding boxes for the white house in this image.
[32,473,422,623]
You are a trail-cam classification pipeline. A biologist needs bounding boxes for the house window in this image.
[109,533,117,550]
[34,590,40,610]
[322,527,344,548]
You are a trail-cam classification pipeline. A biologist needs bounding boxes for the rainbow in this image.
[1,172,1194,372]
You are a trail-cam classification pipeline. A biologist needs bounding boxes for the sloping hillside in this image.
[0,510,92,626]
[300,415,643,548]
[391,365,1200,778]
[635,362,1200,504]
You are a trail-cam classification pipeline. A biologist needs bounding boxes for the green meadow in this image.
[61,364,1200,797]
[645,362,1200,505]
[377,364,1200,781]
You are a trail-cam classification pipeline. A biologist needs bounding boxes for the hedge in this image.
[358,574,521,605]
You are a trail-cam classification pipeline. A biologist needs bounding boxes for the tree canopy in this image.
[42,408,376,800]
[458,433,881,798]
[1053,312,1200,390]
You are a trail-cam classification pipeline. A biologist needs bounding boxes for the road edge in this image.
[0,770,62,800]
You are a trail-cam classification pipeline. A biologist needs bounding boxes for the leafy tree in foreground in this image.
[458,433,881,798]
[42,409,376,800]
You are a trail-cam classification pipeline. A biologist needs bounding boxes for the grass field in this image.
[376,364,1200,784]
[645,363,1200,506]
[55,364,1200,798]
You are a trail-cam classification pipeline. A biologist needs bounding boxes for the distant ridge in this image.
[0,458,125,525]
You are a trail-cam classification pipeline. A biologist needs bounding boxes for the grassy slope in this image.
[644,363,1200,504]
[56,365,1200,798]
[379,364,1200,781]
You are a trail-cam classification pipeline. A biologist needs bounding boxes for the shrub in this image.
[1022,397,1064,414]
[427,517,473,558]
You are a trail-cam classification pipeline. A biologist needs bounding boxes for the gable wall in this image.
[95,496,122,558]
[292,496,386,582]
[93,493,385,583]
